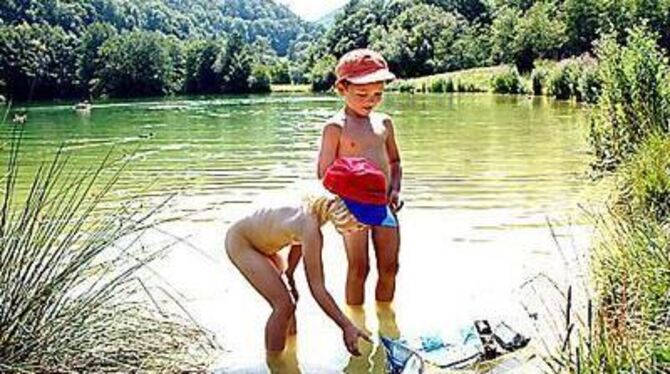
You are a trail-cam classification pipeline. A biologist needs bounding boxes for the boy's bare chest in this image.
[339,118,387,152]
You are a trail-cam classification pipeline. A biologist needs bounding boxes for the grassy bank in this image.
[552,27,670,373]
[387,66,508,94]
[385,57,601,104]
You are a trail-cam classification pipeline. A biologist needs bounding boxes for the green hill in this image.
[0,0,313,55]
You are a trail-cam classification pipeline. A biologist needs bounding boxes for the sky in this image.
[277,0,349,21]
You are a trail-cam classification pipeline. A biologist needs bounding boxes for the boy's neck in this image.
[344,105,370,119]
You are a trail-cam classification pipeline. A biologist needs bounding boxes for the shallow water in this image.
[5,93,601,373]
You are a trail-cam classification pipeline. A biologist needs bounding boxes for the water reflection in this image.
[344,303,401,373]
[267,335,301,374]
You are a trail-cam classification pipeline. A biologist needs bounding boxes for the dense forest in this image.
[305,0,670,90]
[0,0,317,100]
[1,0,669,100]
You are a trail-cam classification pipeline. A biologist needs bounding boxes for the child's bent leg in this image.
[343,229,370,305]
[372,225,400,302]
[287,314,297,335]
[226,233,295,352]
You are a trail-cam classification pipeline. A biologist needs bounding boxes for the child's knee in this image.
[347,261,370,280]
[378,260,399,278]
[272,299,296,318]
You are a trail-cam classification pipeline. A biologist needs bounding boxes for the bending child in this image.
[318,48,402,305]
[225,157,397,355]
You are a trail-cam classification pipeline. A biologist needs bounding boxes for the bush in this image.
[579,59,602,104]
[310,55,337,92]
[530,60,555,95]
[456,79,477,92]
[269,59,291,84]
[491,67,524,94]
[248,65,272,93]
[387,80,416,93]
[590,27,670,171]
[619,134,670,222]
[429,77,455,93]
[548,58,583,100]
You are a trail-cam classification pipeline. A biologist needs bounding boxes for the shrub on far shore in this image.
[491,67,524,94]
[248,65,272,93]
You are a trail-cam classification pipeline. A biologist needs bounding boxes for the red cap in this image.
[322,157,388,205]
[335,49,396,85]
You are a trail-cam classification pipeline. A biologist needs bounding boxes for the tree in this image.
[514,1,566,72]
[0,23,79,100]
[449,23,493,70]
[491,5,521,64]
[96,31,175,97]
[424,0,493,23]
[77,22,117,95]
[248,64,271,92]
[216,33,253,93]
[269,58,291,84]
[564,0,602,54]
[309,55,337,92]
[371,3,463,77]
[491,2,566,72]
[184,39,225,94]
[323,0,385,57]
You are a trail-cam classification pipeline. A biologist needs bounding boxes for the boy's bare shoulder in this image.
[324,110,346,129]
[371,111,394,126]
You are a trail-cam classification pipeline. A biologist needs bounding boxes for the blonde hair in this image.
[304,194,361,231]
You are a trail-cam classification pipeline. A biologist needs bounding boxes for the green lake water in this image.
[4,93,601,372]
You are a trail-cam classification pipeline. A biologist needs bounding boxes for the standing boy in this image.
[317,49,402,305]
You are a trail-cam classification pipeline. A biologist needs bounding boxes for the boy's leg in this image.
[371,225,400,302]
[226,235,295,352]
[343,228,370,305]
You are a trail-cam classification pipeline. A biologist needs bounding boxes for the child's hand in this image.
[389,190,403,212]
[342,323,372,356]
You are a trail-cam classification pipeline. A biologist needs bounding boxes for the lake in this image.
[5,93,601,373]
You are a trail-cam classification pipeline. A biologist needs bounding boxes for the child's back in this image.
[230,204,306,255]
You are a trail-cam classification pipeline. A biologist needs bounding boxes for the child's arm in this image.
[286,244,302,301]
[317,123,341,179]
[385,118,403,211]
[301,217,370,355]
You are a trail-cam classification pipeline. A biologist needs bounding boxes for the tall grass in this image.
[545,26,670,374]
[556,211,670,373]
[0,128,217,372]
[590,27,670,172]
[617,134,670,222]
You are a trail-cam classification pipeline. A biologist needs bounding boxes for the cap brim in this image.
[344,69,396,85]
[342,198,398,227]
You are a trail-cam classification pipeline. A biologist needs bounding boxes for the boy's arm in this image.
[385,118,403,210]
[317,123,341,179]
[301,217,370,355]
